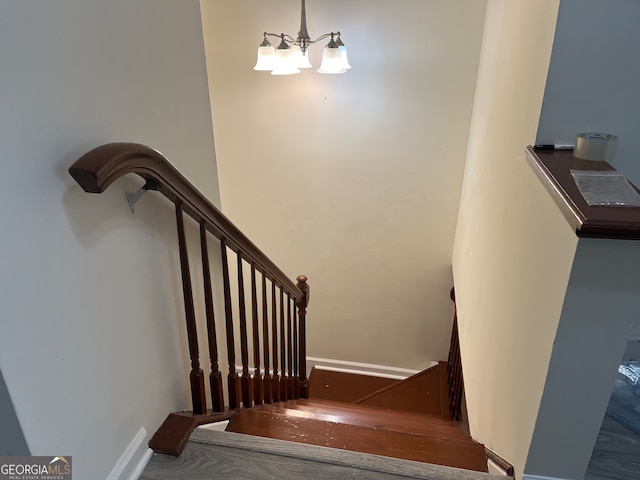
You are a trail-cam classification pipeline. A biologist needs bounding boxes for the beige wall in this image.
[200,0,486,370]
[451,1,573,478]
[0,1,218,478]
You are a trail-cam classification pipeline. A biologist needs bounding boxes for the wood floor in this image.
[585,415,640,479]
[585,339,640,479]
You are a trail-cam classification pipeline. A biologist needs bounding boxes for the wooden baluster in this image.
[220,238,239,409]
[451,350,461,421]
[271,281,280,402]
[293,305,299,399]
[175,202,206,414]
[448,308,464,420]
[453,365,464,421]
[454,327,463,421]
[449,362,457,419]
[200,223,224,412]
[251,265,263,405]
[447,287,456,390]
[448,317,457,389]
[287,294,294,399]
[449,315,460,419]
[279,287,287,400]
[262,275,272,404]
[449,338,457,417]
[296,275,309,398]
[237,253,252,408]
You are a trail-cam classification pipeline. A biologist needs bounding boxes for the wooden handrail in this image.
[70,143,311,454]
[69,142,302,298]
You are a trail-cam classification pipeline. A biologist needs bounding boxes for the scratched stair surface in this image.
[257,399,471,440]
[226,401,488,472]
[141,428,506,480]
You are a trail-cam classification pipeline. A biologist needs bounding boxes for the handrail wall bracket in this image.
[126,179,159,214]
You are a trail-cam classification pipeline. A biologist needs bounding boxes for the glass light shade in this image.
[271,47,301,75]
[254,45,276,71]
[318,47,346,74]
[338,45,351,70]
[291,45,312,69]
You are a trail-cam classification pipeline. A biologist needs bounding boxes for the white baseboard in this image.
[126,449,153,480]
[306,357,437,380]
[235,358,436,380]
[106,427,153,480]
[234,357,438,380]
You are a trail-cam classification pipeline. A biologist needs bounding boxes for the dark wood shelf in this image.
[525,146,640,240]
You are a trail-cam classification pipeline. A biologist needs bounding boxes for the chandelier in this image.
[253,0,351,75]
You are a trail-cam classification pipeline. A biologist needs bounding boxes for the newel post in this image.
[295,275,310,398]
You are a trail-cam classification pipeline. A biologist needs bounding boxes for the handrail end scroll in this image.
[68,142,165,194]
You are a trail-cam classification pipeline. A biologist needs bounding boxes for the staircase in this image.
[225,363,489,473]
[141,364,503,479]
[69,145,506,479]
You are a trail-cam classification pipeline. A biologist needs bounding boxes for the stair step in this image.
[293,398,464,427]
[256,400,470,441]
[354,363,444,415]
[226,408,488,472]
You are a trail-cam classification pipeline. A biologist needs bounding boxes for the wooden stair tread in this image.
[292,398,463,427]
[256,400,471,441]
[226,408,488,473]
